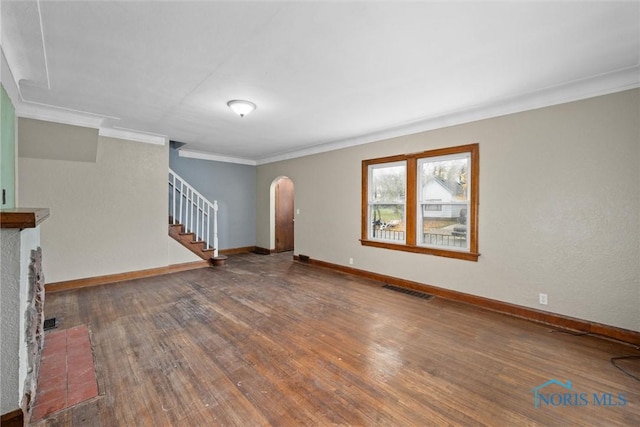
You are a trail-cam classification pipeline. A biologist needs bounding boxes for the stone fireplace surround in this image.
[1,208,49,424]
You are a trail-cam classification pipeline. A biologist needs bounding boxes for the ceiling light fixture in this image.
[227,100,256,117]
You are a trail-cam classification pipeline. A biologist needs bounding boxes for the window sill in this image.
[360,239,479,262]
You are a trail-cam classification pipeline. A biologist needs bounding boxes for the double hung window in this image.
[417,151,471,251]
[367,160,406,244]
[361,144,479,261]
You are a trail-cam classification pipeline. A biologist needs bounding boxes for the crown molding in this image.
[256,65,640,165]
[99,127,167,146]
[14,99,166,146]
[178,149,257,166]
[17,101,107,129]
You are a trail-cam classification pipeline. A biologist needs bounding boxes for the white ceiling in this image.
[2,1,639,164]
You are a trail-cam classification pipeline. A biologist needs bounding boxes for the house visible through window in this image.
[424,203,443,211]
[361,144,479,261]
[418,152,470,251]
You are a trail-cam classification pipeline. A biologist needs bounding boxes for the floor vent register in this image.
[382,284,434,300]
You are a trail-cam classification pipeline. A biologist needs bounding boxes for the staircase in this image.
[168,219,215,259]
[169,169,225,264]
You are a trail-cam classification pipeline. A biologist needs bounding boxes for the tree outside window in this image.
[368,161,406,243]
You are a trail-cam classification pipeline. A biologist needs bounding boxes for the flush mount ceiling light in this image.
[227,100,256,117]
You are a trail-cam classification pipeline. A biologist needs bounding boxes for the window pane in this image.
[370,163,405,203]
[418,154,470,250]
[370,204,405,242]
[368,161,406,242]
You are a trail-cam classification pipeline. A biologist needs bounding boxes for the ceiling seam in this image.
[36,0,51,90]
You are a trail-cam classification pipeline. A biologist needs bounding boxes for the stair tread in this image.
[168,216,214,261]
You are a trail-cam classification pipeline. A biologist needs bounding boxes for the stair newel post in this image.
[179,179,184,226]
[199,196,203,242]
[187,187,193,234]
[186,186,190,232]
[195,194,200,243]
[171,172,176,224]
[213,200,219,258]
[206,203,210,250]
[184,185,189,231]
[200,197,205,244]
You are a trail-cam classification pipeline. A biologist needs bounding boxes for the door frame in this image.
[269,176,294,252]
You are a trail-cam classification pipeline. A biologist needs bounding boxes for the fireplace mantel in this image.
[1,208,50,229]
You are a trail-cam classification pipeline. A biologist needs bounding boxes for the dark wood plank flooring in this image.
[33,252,640,426]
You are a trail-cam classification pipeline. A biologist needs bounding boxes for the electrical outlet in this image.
[349,257,354,265]
[539,293,548,305]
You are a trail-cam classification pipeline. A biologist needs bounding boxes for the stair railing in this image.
[168,169,218,257]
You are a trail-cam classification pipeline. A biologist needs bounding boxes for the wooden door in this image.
[275,177,294,252]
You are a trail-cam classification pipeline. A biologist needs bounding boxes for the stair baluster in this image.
[168,169,218,258]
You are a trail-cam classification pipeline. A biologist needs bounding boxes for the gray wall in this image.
[170,147,256,250]
[256,89,640,332]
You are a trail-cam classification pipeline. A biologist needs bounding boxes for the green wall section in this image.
[1,84,16,208]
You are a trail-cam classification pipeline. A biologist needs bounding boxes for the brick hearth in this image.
[31,325,98,421]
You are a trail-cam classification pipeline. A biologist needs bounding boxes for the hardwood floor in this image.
[34,252,639,426]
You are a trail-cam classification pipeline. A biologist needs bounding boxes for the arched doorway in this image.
[273,176,294,252]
